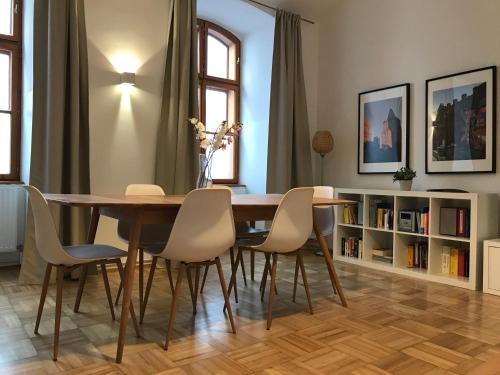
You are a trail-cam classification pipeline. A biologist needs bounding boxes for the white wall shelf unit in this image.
[334,188,498,290]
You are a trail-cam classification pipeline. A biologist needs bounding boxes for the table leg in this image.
[116,210,143,363]
[87,208,100,243]
[313,217,347,307]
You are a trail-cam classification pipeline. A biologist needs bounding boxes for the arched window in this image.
[198,19,240,184]
[0,0,21,181]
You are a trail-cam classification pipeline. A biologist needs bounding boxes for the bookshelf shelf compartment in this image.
[334,188,498,291]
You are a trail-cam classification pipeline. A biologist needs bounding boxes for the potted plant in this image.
[393,167,416,191]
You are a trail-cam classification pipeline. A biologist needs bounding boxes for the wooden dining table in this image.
[44,193,353,363]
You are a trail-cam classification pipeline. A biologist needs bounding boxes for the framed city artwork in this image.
[358,83,410,174]
[426,66,496,174]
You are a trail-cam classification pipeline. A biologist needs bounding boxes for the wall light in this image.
[120,72,136,86]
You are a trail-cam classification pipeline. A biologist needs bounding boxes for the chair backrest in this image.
[313,186,335,237]
[256,187,314,253]
[117,184,170,244]
[125,184,165,195]
[160,189,235,262]
[25,186,77,265]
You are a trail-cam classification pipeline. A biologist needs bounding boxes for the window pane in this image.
[205,87,236,180]
[207,34,228,79]
[0,51,11,110]
[0,0,13,36]
[0,113,11,174]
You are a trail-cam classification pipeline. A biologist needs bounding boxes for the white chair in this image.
[150,188,237,350]
[25,186,140,361]
[198,185,269,302]
[228,187,314,329]
[112,184,173,323]
[292,186,335,298]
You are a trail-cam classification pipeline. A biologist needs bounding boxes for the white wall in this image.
[317,0,500,194]
[85,0,169,246]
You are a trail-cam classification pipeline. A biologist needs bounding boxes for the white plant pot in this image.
[399,180,412,191]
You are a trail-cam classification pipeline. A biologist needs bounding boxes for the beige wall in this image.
[317,0,500,193]
[85,0,169,247]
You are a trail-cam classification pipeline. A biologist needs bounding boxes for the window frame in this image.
[198,19,241,185]
[0,0,22,182]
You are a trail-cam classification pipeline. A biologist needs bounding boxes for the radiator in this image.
[0,186,26,255]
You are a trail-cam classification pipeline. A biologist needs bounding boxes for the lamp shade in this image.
[312,130,334,156]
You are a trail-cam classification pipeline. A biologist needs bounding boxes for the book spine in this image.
[407,244,414,268]
[458,250,465,277]
[450,248,459,276]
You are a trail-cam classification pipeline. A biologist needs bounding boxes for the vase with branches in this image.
[188,118,242,188]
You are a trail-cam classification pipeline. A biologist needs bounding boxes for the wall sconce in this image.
[120,72,136,86]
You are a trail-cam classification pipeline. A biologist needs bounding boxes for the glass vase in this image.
[196,153,212,188]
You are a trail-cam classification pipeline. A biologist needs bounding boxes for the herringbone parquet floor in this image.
[1,251,500,374]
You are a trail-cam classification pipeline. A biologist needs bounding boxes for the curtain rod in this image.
[246,0,316,24]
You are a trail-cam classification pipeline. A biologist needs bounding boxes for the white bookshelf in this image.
[334,188,498,290]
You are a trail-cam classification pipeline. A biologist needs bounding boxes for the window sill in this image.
[0,180,24,185]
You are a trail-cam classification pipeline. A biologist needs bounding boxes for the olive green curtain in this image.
[20,0,90,284]
[266,9,313,193]
[155,0,199,194]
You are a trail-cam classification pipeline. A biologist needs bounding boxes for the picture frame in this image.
[425,66,496,174]
[358,83,410,174]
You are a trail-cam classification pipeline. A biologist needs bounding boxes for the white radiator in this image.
[0,186,25,260]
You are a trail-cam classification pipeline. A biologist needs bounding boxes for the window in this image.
[0,0,21,181]
[198,19,240,184]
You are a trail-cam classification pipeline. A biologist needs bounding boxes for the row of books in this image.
[368,199,394,229]
[440,207,470,238]
[441,246,469,277]
[406,242,428,269]
[341,236,362,258]
[398,208,429,234]
[342,202,363,225]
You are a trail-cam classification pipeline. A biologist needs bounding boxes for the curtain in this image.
[155,0,198,195]
[266,9,313,193]
[19,0,90,284]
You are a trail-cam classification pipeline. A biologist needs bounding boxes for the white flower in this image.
[200,138,210,149]
[195,122,205,131]
[190,117,199,125]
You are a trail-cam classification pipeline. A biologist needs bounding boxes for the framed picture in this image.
[426,66,496,174]
[358,83,410,174]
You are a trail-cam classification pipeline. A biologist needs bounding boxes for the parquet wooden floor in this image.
[1,251,500,374]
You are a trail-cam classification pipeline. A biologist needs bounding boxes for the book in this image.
[440,207,458,236]
[441,246,451,274]
[407,244,414,267]
[372,248,392,257]
[357,202,364,225]
[458,250,465,276]
[450,248,459,276]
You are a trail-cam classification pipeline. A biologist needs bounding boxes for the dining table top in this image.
[44,193,355,208]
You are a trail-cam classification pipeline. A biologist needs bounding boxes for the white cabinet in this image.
[483,239,500,295]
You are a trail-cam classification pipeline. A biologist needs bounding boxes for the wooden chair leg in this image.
[215,257,236,333]
[138,250,144,323]
[116,260,141,338]
[229,247,238,303]
[165,259,174,295]
[194,265,200,306]
[239,247,248,286]
[141,256,158,323]
[199,264,210,294]
[35,263,52,334]
[100,263,116,320]
[74,264,88,312]
[260,253,271,301]
[297,251,314,314]
[292,254,300,303]
[250,249,255,281]
[114,279,123,306]
[164,263,185,350]
[186,266,197,315]
[225,247,242,312]
[266,253,278,330]
[53,266,64,361]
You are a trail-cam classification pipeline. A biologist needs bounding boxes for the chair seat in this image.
[235,222,269,239]
[237,237,266,248]
[64,244,128,261]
